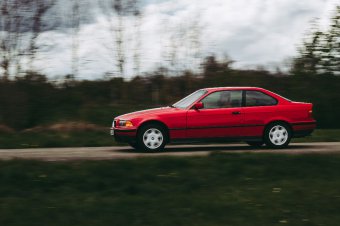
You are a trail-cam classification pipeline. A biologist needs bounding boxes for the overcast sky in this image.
[33,0,339,79]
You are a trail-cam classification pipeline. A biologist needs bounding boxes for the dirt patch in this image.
[0,125,15,133]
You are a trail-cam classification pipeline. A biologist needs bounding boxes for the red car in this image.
[111,87,316,151]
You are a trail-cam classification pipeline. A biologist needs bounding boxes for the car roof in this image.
[202,87,265,92]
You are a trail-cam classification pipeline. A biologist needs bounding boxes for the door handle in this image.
[232,111,241,115]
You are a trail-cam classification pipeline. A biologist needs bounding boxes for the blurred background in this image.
[0,0,339,148]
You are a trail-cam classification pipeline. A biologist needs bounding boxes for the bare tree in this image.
[27,0,54,71]
[100,0,141,78]
[0,0,30,79]
[131,0,142,76]
[169,29,179,73]
[113,0,125,77]
[188,11,202,71]
[160,10,202,75]
[159,17,169,70]
[70,0,80,78]
[167,22,188,75]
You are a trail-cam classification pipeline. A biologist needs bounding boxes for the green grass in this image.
[1,153,340,225]
[0,129,339,149]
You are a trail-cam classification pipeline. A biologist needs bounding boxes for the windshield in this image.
[172,90,207,109]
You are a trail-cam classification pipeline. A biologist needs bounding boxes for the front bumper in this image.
[110,127,137,143]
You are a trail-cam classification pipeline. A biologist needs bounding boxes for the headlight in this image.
[118,120,133,127]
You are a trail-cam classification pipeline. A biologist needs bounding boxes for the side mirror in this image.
[193,102,204,110]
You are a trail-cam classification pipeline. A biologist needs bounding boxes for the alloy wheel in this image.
[269,125,288,145]
[142,128,163,150]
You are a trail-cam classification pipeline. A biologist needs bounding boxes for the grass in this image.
[1,153,340,225]
[293,129,340,142]
[0,129,339,149]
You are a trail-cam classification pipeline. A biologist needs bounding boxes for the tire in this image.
[246,141,264,147]
[137,123,167,151]
[264,122,291,148]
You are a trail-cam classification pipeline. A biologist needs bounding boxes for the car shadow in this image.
[115,143,312,154]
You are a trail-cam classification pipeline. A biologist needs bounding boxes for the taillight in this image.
[308,109,313,118]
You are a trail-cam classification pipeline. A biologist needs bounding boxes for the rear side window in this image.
[245,91,277,107]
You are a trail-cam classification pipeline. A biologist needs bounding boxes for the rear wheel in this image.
[246,141,264,147]
[137,124,167,151]
[264,122,291,148]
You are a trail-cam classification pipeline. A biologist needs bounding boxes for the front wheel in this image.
[264,122,291,148]
[137,124,167,151]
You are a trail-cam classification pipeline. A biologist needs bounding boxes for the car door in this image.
[186,90,244,138]
[242,90,279,137]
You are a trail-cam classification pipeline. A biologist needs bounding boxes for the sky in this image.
[30,0,339,79]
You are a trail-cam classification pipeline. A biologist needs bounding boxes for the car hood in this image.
[116,107,178,119]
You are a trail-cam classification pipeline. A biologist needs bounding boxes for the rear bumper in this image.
[110,127,137,143]
[292,121,316,138]
[293,129,314,138]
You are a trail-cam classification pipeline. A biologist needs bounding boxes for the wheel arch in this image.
[137,120,170,142]
[264,120,293,136]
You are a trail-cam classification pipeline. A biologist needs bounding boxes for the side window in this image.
[246,91,277,107]
[201,91,242,109]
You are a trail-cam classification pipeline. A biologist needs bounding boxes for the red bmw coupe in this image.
[111,87,316,151]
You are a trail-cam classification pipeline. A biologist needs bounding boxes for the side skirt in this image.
[170,136,262,144]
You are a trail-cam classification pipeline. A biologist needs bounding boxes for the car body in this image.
[111,87,316,151]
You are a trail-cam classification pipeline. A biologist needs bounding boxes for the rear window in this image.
[245,91,278,107]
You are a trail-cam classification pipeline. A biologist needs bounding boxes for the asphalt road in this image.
[0,142,339,161]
